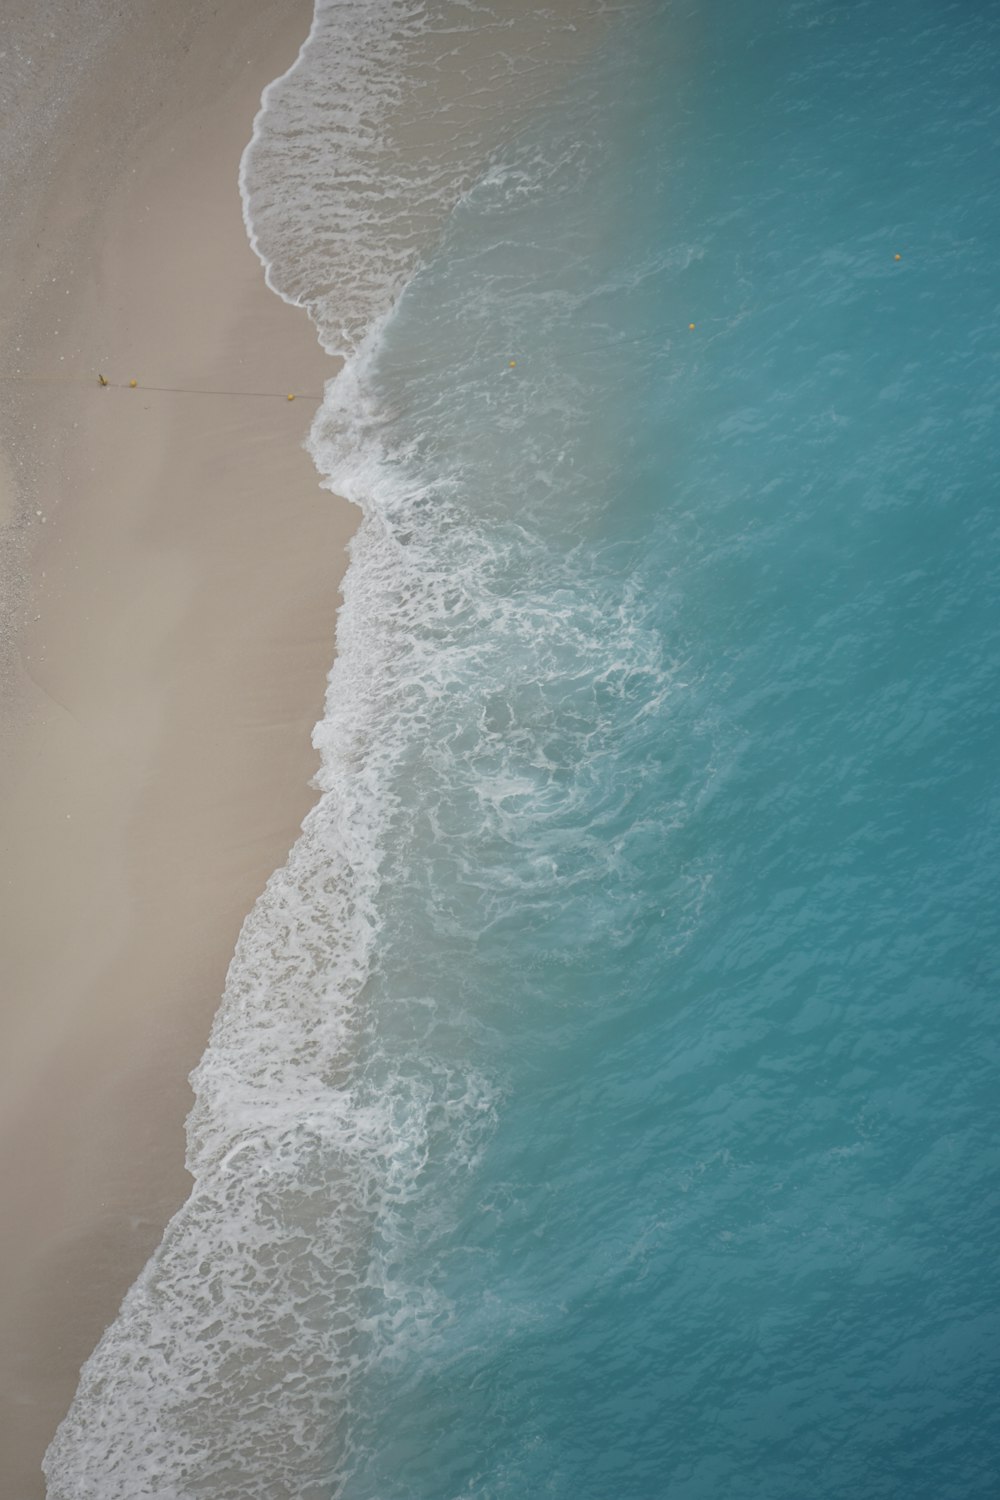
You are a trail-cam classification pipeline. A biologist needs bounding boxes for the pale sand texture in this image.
[0,3,355,1493]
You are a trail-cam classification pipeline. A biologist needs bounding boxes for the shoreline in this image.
[0,3,356,1493]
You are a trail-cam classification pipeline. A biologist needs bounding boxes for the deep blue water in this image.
[335,2,1000,1495]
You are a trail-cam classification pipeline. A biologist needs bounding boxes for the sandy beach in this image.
[0,3,354,1492]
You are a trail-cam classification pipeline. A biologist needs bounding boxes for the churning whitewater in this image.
[44,3,622,1496]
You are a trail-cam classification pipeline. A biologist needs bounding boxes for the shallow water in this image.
[46,1,1000,1496]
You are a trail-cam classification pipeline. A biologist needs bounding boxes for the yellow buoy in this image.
[287,393,296,401]
[689,323,696,331]
[129,379,138,388]
[508,360,517,368]
[894,253,902,261]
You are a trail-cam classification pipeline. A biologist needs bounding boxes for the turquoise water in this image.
[45,1,1000,1496]
[335,3,1000,1495]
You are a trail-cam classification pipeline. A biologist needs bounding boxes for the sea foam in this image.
[43,3,619,1496]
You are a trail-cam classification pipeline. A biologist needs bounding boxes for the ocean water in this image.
[44,1,1000,1497]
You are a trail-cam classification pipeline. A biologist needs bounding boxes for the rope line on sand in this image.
[0,372,325,401]
[113,381,326,400]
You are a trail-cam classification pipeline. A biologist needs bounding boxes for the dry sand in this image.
[0,3,355,1493]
